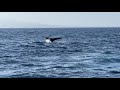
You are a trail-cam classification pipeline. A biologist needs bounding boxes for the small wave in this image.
[52,65,79,70]
[109,71,120,74]
[21,63,35,67]
[103,51,113,54]
[18,43,38,48]
[3,55,13,58]
[9,73,32,78]
[32,41,44,45]
[98,58,120,64]
[19,44,32,47]
[0,54,17,58]
[9,71,51,78]
[9,74,50,78]
[52,66,63,68]
[93,68,106,71]
[4,60,20,64]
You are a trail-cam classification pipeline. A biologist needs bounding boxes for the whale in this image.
[45,37,61,43]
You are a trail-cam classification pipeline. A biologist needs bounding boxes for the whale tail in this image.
[45,37,62,43]
[51,38,61,41]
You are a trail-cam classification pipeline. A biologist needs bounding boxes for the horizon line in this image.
[0,27,120,28]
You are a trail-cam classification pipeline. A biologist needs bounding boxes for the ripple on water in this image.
[103,51,113,54]
[109,71,120,74]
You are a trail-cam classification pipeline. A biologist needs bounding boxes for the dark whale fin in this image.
[51,38,62,42]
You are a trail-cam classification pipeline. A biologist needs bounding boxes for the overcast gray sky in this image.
[0,12,120,28]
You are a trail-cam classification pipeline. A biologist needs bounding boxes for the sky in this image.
[0,12,120,28]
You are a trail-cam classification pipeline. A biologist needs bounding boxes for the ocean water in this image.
[0,28,120,78]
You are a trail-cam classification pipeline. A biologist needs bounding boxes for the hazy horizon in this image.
[0,12,120,28]
[0,26,120,28]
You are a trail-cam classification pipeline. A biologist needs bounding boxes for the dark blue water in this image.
[0,28,120,78]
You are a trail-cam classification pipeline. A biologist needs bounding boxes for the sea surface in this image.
[0,28,120,78]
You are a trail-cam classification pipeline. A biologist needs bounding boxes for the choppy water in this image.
[0,28,120,78]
